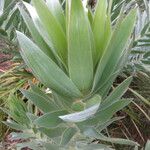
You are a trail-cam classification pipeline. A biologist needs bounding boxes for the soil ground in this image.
[0,39,13,72]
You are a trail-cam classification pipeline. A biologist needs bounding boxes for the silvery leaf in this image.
[59,104,100,122]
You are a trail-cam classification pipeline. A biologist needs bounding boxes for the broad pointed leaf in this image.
[80,99,132,126]
[46,0,65,31]
[93,9,136,91]
[67,0,93,92]
[100,77,132,110]
[34,110,67,128]
[17,31,82,98]
[23,2,66,69]
[10,132,34,140]
[60,127,77,146]
[83,127,139,146]
[59,104,100,123]
[21,89,57,113]
[42,143,61,150]
[76,142,114,150]
[18,5,56,62]
[29,83,52,101]
[145,140,150,150]
[92,0,111,63]
[97,117,124,132]
[0,0,4,16]
[2,120,27,131]
[39,127,66,138]
[32,0,67,64]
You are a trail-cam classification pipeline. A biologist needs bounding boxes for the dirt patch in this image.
[0,39,13,72]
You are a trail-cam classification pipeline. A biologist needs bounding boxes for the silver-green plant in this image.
[1,0,140,149]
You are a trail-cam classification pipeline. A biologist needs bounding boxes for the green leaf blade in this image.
[92,0,111,63]
[21,89,57,113]
[67,0,93,92]
[38,127,66,138]
[34,110,67,128]
[32,0,67,64]
[83,127,139,146]
[100,77,132,110]
[93,9,137,91]
[17,31,82,98]
[18,5,56,62]
[80,99,132,126]
[60,127,77,146]
[46,0,65,31]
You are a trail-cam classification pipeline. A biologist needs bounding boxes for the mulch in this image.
[0,53,13,72]
[0,39,13,72]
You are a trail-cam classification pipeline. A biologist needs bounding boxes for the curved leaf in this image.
[17,31,82,98]
[18,5,56,62]
[59,104,100,122]
[92,0,111,63]
[60,127,77,146]
[80,99,132,126]
[23,2,66,69]
[83,127,139,146]
[93,9,137,91]
[0,0,4,16]
[67,0,93,92]
[145,140,150,150]
[100,77,132,110]
[38,127,66,138]
[32,0,67,64]
[21,89,57,113]
[46,0,65,31]
[34,110,67,128]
